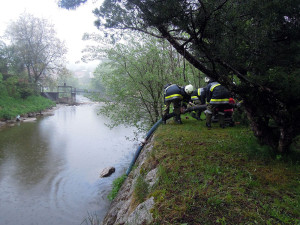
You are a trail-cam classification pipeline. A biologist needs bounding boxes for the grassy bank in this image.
[136,116,300,224]
[0,95,55,120]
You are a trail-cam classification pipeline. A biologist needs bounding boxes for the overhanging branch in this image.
[157,25,215,78]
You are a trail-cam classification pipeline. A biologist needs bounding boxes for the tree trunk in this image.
[26,65,32,83]
[243,101,293,154]
[245,105,277,149]
[278,125,294,153]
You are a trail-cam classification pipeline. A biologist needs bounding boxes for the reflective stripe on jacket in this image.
[164,84,191,106]
[164,84,183,101]
[206,82,230,105]
[191,87,206,104]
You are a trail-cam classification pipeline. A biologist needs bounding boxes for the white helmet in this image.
[184,84,194,95]
[204,77,210,83]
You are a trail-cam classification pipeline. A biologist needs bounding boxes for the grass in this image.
[133,175,149,203]
[0,95,55,120]
[139,115,300,225]
[107,174,127,201]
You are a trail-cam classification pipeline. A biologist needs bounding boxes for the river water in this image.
[0,96,138,225]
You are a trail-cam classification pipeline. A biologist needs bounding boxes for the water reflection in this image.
[0,96,137,225]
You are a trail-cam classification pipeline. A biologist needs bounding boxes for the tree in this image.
[58,0,87,9]
[0,41,9,76]
[5,13,67,85]
[40,67,79,92]
[59,0,300,153]
[0,41,35,98]
[91,34,197,130]
[56,67,79,87]
[0,41,26,78]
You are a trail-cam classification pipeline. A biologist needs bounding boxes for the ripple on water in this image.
[0,97,138,225]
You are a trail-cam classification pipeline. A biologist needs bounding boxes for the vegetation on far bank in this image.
[126,116,300,224]
[0,95,55,120]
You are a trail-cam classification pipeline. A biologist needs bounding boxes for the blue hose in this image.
[126,118,162,176]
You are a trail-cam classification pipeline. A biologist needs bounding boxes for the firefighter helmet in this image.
[204,77,211,83]
[184,84,194,95]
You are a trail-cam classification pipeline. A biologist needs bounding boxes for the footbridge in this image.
[41,83,101,104]
[73,88,101,93]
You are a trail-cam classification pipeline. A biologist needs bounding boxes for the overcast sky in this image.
[0,0,103,68]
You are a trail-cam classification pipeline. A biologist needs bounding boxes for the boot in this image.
[196,111,202,120]
[206,113,212,128]
[162,115,166,124]
[191,112,197,120]
[175,119,183,124]
[175,114,183,124]
[219,114,225,128]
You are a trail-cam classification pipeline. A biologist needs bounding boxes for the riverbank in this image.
[0,95,56,128]
[0,105,61,127]
[102,117,300,224]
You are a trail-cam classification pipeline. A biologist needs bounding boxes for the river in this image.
[0,95,138,225]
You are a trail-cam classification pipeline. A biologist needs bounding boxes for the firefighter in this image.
[204,77,230,128]
[162,84,194,124]
[189,87,207,120]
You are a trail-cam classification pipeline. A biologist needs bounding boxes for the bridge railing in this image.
[73,89,101,93]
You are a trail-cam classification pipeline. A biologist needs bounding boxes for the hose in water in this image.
[126,118,163,176]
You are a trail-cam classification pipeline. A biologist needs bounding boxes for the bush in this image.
[0,108,13,120]
[19,87,34,99]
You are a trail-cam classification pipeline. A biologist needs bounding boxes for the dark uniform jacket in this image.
[191,87,206,105]
[206,81,230,105]
[164,84,191,106]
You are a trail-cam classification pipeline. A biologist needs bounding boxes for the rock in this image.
[101,136,156,225]
[100,167,116,177]
[0,121,6,127]
[125,197,154,225]
[23,118,37,122]
[145,168,158,188]
[27,112,35,117]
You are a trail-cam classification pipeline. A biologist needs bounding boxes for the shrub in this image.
[19,87,34,99]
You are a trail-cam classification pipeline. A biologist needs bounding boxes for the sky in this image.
[0,0,103,68]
